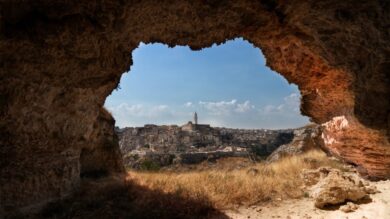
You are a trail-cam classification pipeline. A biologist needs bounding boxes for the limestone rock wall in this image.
[118,123,294,168]
[267,125,323,162]
[321,116,390,180]
[118,124,293,154]
[1,0,389,214]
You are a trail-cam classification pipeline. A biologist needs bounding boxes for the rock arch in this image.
[1,0,389,214]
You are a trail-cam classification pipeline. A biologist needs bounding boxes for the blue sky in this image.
[104,38,309,129]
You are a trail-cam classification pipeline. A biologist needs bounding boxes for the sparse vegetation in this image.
[127,150,344,209]
[32,150,346,219]
[139,159,161,171]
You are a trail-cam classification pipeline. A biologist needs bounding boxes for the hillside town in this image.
[117,113,300,168]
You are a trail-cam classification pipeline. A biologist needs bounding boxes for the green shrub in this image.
[139,159,160,171]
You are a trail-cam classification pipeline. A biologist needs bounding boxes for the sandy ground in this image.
[223,180,390,219]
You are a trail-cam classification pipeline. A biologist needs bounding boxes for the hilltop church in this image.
[180,112,211,132]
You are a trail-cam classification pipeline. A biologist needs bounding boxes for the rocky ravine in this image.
[1,0,390,215]
[117,122,299,168]
[267,124,324,162]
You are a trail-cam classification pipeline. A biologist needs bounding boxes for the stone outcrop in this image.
[267,124,323,162]
[302,167,378,208]
[1,0,390,215]
[321,116,390,180]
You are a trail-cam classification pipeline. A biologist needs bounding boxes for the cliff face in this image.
[118,123,294,168]
[119,124,293,153]
[267,125,323,162]
[1,0,389,214]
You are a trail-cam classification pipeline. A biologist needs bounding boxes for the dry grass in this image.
[28,150,344,219]
[127,150,345,209]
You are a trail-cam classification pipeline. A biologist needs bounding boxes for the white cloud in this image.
[184,102,193,107]
[260,93,300,114]
[195,95,299,117]
[198,99,254,115]
[263,104,277,113]
[106,93,308,129]
[107,103,171,118]
[284,93,300,112]
[112,103,143,115]
[235,100,254,113]
[152,105,169,113]
[106,103,177,127]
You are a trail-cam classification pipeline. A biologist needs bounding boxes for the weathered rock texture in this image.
[118,122,294,168]
[267,124,323,162]
[322,116,390,180]
[119,123,293,154]
[1,0,389,214]
[302,167,377,208]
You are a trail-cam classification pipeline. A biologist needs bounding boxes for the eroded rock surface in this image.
[322,116,390,180]
[267,124,323,162]
[1,0,389,214]
[119,122,294,168]
[302,167,377,208]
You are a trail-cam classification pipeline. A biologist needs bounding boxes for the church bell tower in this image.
[193,112,198,125]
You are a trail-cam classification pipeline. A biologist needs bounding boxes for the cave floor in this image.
[222,180,390,219]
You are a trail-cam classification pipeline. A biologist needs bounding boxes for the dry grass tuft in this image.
[127,150,344,209]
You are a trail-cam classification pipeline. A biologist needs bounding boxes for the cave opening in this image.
[105,38,309,130]
[2,1,390,217]
[102,38,312,172]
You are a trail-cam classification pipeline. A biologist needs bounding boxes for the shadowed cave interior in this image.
[1,0,389,217]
